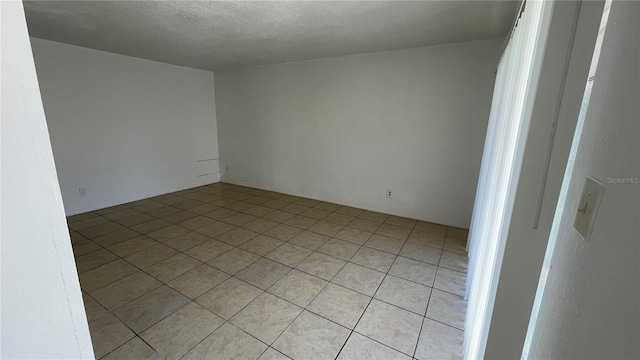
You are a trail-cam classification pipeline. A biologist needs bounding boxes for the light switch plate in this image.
[573,176,604,241]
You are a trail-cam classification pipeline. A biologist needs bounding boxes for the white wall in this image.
[528,1,639,358]
[215,38,502,227]
[1,2,93,358]
[31,38,220,215]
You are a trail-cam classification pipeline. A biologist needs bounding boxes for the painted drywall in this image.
[215,38,502,227]
[481,2,606,358]
[30,38,220,215]
[0,2,94,358]
[527,1,639,358]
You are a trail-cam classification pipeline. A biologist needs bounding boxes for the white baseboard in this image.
[65,173,220,216]
[221,176,470,229]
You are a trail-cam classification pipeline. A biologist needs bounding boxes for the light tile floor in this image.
[68,183,469,360]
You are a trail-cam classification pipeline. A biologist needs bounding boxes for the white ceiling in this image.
[23,1,517,71]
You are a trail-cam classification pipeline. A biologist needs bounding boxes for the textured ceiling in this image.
[23,1,517,71]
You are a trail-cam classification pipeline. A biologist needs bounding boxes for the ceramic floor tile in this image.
[332,263,385,296]
[239,235,284,256]
[443,237,467,255]
[208,248,260,275]
[300,208,330,220]
[265,243,313,267]
[184,239,233,262]
[124,243,178,269]
[375,224,411,240]
[358,211,389,223]
[162,211,198,224]
[262,210,296,223]
[335,206,364,217]
[414,221,447,236]
[92,271,162,310]
[348,218,381,233]
[273,311,350,360]
[267,269,327,307]
[337,332,412,360]
[244,205,276,217]
[167,264,229,299]
[75,248,119,273]
[130,219,171,234]
[281,204,310,215]
[204,208,238,220]
[259,347,291,360]
[389,256,437,286]
[196,277,263,319]
[146,224,191,244]
[384,216,417,229]
[317,238,360,260]
[446,227,469,241]
[72,240,101,257]
[308,221,343,237]
[314,202,341,212]
[79,222,129,239]
[101,337,163,360]
[322,212,355,226]
[88,313,135,358]
[93,229,140,247]
[83,292,109,323]
[216,227,258,246]
[434,267,466,297]
[145,254,202,282]
[178,216,216,230]
[354,299,422,356]
[231,292,302,344]
[350,247,396,272]
[375,275,431,315]
[79,259,138,292]
[226,202,257,213]
[116,213,155,227]
[242,218,279,233]
[283,215,317,229]
[407,230,445,249]
[236,258,291,289]
[68,212,100,223]
[162,232,209,252]
[295,198,321,207]
[141,302,224,360]
[334,227,373,245]
[263,199,288,210]
[425,289,467,330]
[288,231,329,250]
[295,252,346,280]
[69,231,89,243]
[439,251,468,273]
[113,286,189,333]
[307,283,370,329]
[222,212,257,226]
[182,322,267,360]
[364,234,405,254]
[188,204,219,215]
[107,236,158,257]
[196,221,236,238]
[69,216,111,231]
[399,242,442,265]
[263,224,302,241]
[415,318,463,360]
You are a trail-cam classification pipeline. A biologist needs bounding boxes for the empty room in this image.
[3,0,639,360]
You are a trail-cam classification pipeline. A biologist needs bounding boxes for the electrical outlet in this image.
[386,189,392,198]
[79,187,87,196]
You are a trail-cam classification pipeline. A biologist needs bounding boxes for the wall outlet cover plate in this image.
[573,176,604,241]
